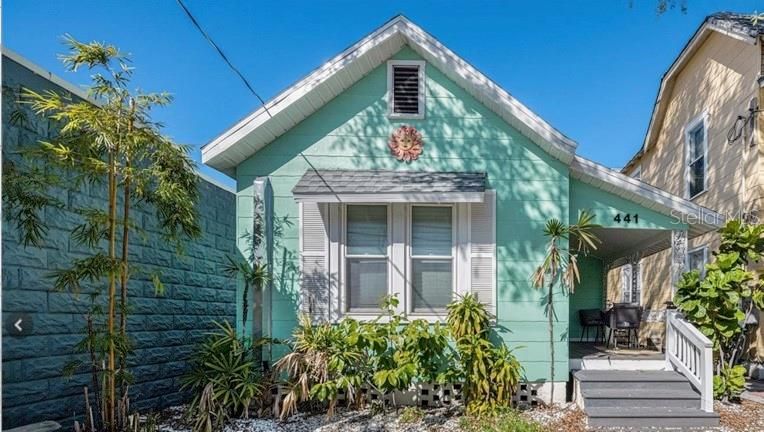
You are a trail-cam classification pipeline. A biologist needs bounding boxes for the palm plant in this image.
[531,211,599,405]
[181,321,266,432]
[3,37,199,431]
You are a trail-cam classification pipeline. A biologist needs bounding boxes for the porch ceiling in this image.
[582,227,669,265]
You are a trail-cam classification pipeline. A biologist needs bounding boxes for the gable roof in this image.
[622,11,760,173]
[201,15,578,176]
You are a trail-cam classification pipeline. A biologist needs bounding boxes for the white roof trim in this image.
[625,19,757,170]
[294,192,484,203]
[202,15,577,176]
[570,155,724,235]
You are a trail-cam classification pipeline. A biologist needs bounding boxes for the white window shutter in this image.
[300,202,330,321]
[469,190,496,316]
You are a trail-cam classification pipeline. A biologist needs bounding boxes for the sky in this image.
[3,0,762,188]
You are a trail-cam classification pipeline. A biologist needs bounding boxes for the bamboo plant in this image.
[3,36,200,432]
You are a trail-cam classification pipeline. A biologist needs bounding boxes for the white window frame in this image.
[687,245,708,277]
[620,261,642,305]
[685,112,709,200]
[340,203,392,316]
[387,60,426,119]
[407,204,456,317]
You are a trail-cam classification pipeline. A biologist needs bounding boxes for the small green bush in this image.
[459,409,543,432]
[398,406,425,424]
[274,294,523,418]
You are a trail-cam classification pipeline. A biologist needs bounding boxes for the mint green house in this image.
[202,16,721,413]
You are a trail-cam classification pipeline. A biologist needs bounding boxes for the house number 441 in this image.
[613,213,639,224]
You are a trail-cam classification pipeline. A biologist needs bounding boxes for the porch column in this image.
[670,229,688,297]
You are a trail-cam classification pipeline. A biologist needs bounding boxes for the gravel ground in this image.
[154,400,764,432]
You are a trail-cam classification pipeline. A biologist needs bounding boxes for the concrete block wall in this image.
[1,55,237,427]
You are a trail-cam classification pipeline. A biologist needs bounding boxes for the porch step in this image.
[581,388,701,408]
[574,370,719,428]
[575,370,691,390]
[586,407,720,428]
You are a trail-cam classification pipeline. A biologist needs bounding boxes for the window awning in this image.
[292,170,486,203]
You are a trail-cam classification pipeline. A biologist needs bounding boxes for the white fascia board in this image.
[570,156,724,232]
[293,192,484,203]
[201,17,405,166]
[202,15,578,174]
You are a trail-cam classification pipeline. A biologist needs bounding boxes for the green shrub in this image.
[398,406,425,424]
[675,219,764,400]
[459,409,543,432]
[181,321,265,432]
[713,364,746,400]
[274,294,522,418]
[446,294,523,414]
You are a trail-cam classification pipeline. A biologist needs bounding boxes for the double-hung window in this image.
[410,206,454,314]
[686,115,707,199]
[345,205,389,312]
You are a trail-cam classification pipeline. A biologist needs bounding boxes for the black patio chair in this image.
[606,304,642,349]
[578,309,605,343]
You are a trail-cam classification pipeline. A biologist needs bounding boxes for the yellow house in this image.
[620,12,764,360]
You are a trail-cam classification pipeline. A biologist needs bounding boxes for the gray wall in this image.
[1,55,237,427]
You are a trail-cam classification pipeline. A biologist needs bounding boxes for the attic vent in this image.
[388,60,425,118]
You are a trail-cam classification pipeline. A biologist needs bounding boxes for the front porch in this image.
[569,341,665,371]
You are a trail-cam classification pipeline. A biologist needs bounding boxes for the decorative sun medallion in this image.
[389,125,423,162]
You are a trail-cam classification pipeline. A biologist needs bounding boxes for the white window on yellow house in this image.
[621,261,641,305]
[687,246,708,277]
[686,114,708,199]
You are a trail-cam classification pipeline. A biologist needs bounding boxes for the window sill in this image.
[388,112,425,120]
[688,189,708,201]
[339,311,448,324]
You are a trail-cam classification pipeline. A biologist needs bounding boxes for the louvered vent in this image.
[392,65,421,115]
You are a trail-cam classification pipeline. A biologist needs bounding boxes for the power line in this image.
[175,0,271,117]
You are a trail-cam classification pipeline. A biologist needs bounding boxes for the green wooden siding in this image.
[235,46,571,381]
[569,256,604,342]
[569,179,687,230]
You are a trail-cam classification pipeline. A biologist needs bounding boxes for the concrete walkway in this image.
[742,379,764,404]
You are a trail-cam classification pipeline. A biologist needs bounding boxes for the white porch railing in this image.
[665,310,714,412]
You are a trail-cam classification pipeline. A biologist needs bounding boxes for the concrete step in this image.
[586,407,720,428]
[574,369,693,390]
[581,388,700,408]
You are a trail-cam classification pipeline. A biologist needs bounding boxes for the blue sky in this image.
[4,1,761,187]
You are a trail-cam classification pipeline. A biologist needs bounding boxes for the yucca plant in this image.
[445,294,523,413]
[181,321,266,431]
[273,314,367,418]
[531,210,599,405]
[446,293,491,340]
